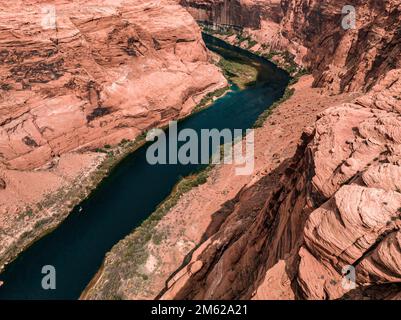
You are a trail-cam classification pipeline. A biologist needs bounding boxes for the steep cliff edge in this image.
[80,0,401,300]
[158,0,401,299]
[0,0,226,270]
[161,69,401,299]
[181,0,401,93]
[279,0,401,93]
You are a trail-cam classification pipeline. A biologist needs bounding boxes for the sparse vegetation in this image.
[247,39,258,49]
[263,51,279,60]
[90,165,213,299]
[202,22,306,80]
[5,23,312,297]
[0,129,151,271]
[217,56,258,88]
[192,86,230,114]
[95,148,108,153]
[253,87,295,128]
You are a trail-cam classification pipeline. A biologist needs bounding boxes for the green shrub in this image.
[247,39,257,49]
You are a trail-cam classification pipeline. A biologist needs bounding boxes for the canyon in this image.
[0,0,400,301]
[0,0,226,271]
[0,28,289,299]
[163,0,401,300]
[84,0,401,300]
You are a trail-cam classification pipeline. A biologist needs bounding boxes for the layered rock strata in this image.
[182,0,401,93]
[156,0,401,300]
[0,0,226,270]
[162,69,401,300]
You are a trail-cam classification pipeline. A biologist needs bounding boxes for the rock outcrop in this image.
[156,0,401,300]
[82,75,359,300]
[0,0,226,172]
[0,0,226,270]
[162,68,401,300]
[280,0,401,93]
[182,0,401,93]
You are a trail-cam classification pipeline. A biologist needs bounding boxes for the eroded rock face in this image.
[281,0,401,93]
[0,0,226,270]
[181,0,401,93]
[161,69,401,300]
[179,0,265,29]
[0,0,226,171]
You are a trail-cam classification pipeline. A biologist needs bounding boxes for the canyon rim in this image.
[1,0,401,303]
[0,0,226,271]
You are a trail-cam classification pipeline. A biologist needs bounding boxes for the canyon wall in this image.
[0,0,226,270]
[0,0,226,172]
[279,0,401,93]
[179,0,268,29]
[162,69,401,299]
[159,0,401,300]
[181,0,401,93]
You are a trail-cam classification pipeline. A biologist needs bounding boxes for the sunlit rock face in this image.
[0,0,226,171]
[161,69,401,300]
[181,0,401,93]
[0,0,227,271]
[179,0,265,29]
[160,0,401,300]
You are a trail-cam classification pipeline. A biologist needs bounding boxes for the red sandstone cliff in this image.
[158,0,401,300]
[0,0,226,270]
[182,0,401,93]
[162,70,401,299]
[0,0,226,172]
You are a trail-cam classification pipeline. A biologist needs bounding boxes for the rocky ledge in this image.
[83,0,401,300]
[161,69,401,300]
[0,0,226,270]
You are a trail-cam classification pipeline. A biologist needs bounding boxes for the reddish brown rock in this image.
[0,0,226,270]
[0,0,226,171]
[160,69,401,300]
[182,0,401,92]
[82,0,401,300]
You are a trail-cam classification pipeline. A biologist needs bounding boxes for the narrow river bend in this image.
[0,34,289,299]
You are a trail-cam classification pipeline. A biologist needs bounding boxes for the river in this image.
[0,33,289,299]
